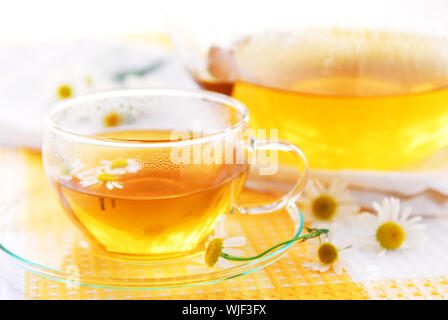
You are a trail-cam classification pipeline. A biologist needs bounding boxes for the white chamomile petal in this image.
[333,261,343,275]
[304,181,319,198]
[338,239,353,251]
[113,182,123,189]
[390,199,400,222]
[78,168,123,191]
[399,207,411,223]
[373,202,387,223]
[320,265,330,272]
[313,179,327,194]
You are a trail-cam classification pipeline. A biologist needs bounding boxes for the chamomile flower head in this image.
[186,219,328,275]
[100,158,140,175]
[47,66,111,103]
[188,215,246,270]
[56,84,74,100]
[78,168,123,190]
[297,179,360,225]
[204,215,246,268]
[204,236,246,269]
[359,197,426,256]
[50,79,82,102]
[302,224,351,275]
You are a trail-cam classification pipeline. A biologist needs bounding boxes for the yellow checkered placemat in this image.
[20,149,366,300]
[0,148,437,299]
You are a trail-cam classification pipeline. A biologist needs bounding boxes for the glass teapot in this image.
[166,0,448,215]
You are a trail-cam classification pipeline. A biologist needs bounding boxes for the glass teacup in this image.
[43,89,307,261]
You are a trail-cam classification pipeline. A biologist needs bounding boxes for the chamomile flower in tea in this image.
[100,158,140,175]
[79,168,123,190]
[97,105,141,128]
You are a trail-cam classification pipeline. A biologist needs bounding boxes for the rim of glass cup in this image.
[46,89,250,148]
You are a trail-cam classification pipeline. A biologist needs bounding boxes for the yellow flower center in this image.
[312,194,338,220]
[85,76,92,85]
[111,159,128,169]
[103,112,122,127]
[318,242,339,265]
[97,173,116,182]
[57,84,73,99]
[376,221,405,250]
[205,238,223,267]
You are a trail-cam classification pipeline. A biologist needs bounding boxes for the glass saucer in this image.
[0,181,303,290]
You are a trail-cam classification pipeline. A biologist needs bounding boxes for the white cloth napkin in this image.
[0,38,196,149]
[312,147,448,215]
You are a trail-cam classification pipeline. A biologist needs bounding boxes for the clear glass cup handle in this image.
[237,138,308,214]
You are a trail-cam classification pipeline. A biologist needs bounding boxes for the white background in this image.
[0,0,167,44]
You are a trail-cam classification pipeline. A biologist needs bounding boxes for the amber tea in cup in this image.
[43,90,307,260]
